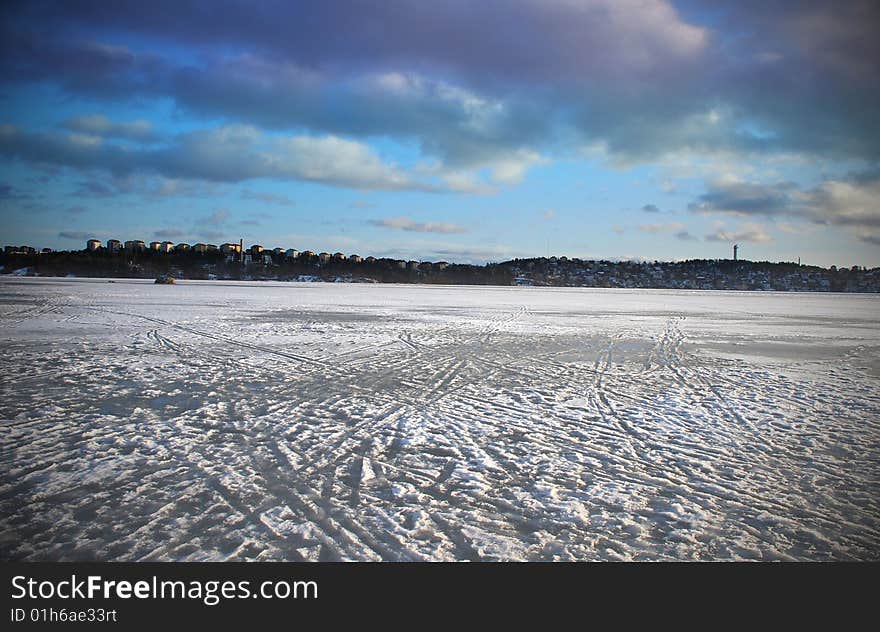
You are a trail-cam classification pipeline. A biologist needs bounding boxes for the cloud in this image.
[704,222,773,244]
[638,222,684,234]
[0,123,436,192]
[240,188,295,206]
[690,173,880,231]
[201,210,229,226]
[65,205,87,214]
[153,228,185,239]
[368,216,468,234]
[541,209,557,220]
[859,235,880,246]
[0,0,878,193]
[73,179,116,197]
[58,230,92,240]
[642,204,661,213]
[675,230,698,241]
[62,114,154,141]
[0,182,31,201]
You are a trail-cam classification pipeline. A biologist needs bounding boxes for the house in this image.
[318,252,331,263]
[301,250,315,259]
[40,248,53,254]
[106,239,122,253]
[332,252,346,261]
[435,261,449,270]
[272,247,285,256]
[149,241,162,251]
[87,239,102,251]
[220,243,241,255]
[250,244,263,256]
[285,248,299,259]
[348,254,362,264]
[205,244,219,252]
[192,243,208,253]
[160,241,175,253]
[407,260,420,271]
[364,256,376,264]
[262,254,273,265]
[175,243,191,252]
[395,260,406,269]
[124,240,146,251]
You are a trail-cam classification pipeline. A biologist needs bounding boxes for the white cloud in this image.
[369,216,468,234]
[704,222,774,243]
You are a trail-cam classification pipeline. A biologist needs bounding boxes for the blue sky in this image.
[1,0,878,266]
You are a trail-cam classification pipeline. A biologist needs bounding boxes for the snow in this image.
[1,277,878,561]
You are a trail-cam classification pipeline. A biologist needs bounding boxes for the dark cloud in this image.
[689,180,798,217]
[0,182,31,200]
[58,230,92,240]
[0,0,875,173]
[153,228,185,238]
[690,174,880,230]
[73,180,116,197]
[62,114,155,141]
[675,230,698,241]
[859,235,880,246]
[368,217,467,234]
[642,204,661,213]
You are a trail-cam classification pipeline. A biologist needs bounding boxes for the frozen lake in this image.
[1,277,878,561]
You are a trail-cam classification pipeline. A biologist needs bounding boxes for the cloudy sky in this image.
[1,0,878,266]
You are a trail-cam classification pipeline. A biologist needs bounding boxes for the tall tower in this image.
[733,244,738,261]
[240,238,244,266]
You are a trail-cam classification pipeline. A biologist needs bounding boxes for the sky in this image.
[1,0,878,267]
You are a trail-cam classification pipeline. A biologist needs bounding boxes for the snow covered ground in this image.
[1,277,878,561]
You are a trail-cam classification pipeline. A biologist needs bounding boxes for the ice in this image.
[0,277,878,560]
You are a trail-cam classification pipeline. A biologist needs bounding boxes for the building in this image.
[249,244,263,256]
[332,252,346,261]
[407,260,420,271]
[160,241,174,253]
[87,239,102,251]
[192,243,208,253]
[149,241,162,251]
[348,254,362,264]
[285,248,300,259]
[318,252,331,263]
[272,247,285,256]
[435,261,449,270]
[205,244,219,252]
[106,239,122,253]
[365,256,376,264]
[300,250,315,260]
[220,243,241,255]
[124,240,146,252]
[175,243,191,252]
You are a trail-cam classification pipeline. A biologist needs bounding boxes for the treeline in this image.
[0,249,515,285]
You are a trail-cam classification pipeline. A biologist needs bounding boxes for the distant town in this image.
[2,237,879,292]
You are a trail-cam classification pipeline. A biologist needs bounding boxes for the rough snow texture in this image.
[1,278,878,561]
